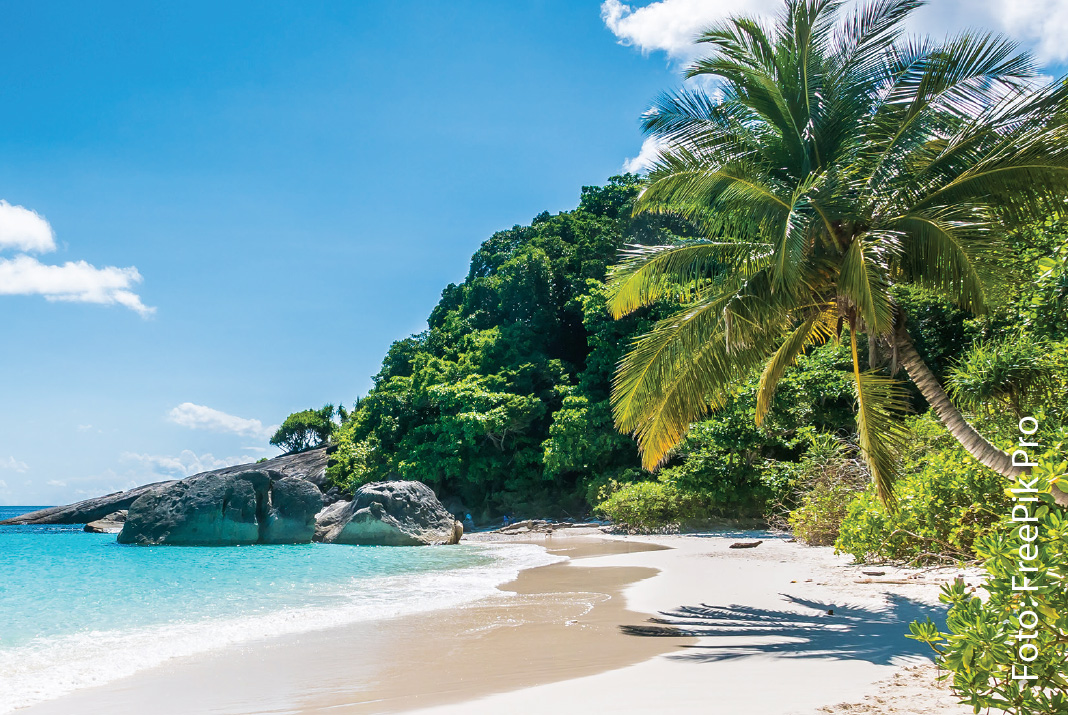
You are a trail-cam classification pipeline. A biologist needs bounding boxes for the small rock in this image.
[729,540,763,549]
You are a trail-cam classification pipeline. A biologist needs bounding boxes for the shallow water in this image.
[0,506,557,712]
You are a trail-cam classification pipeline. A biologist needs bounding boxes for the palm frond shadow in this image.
[621,594,944,666]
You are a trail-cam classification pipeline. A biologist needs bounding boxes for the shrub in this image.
[835,439,1010,564]
[908,458,1068,714]
[786,434,870,546]
[594,479,709,531]
[946,334,1059,418]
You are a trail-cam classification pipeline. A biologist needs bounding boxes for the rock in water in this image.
[84,510,127,534]
[261,477,325,544]
[118,470,323,546]
[314,481,462,546]
[1,448,330,526]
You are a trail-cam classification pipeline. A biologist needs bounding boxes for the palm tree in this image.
[608,0,1068,506]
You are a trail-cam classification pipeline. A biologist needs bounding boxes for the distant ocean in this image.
[0,506,557,712]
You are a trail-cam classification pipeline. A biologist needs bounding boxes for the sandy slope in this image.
[412,529,980,715]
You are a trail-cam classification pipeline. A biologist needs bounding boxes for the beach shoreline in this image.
[17,529,981,715]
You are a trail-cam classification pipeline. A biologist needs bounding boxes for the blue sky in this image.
[1,0,1066,505]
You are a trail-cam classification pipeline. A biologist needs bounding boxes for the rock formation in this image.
[1,448,329,526]
[84,510,127,534]
[117,471,323,546]
[314,481,462,546]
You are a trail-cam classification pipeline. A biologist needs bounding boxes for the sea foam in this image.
[0,536,560,713]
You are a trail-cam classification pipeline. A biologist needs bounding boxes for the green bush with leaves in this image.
[947,334,1061,419]
[835,413,1011,563]
[908,458,1068,714]
[785,434,869,546]
[270,404,338,454]
[594,478,711,531]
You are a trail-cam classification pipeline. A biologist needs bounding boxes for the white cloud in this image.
[46,479,66,488]
[601,0,781,63]
[167,402,277,440]
[986,0,1068,63]
[0,456,29,473]
[601,0,1068,66]
[0,200,56,253]
[122,450,259,478]
[0,255,154,317]
[0,199,153,317]
[623,134,667,173]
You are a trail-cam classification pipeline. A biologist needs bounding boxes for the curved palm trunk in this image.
[897,329,1021,475]
[897,328,1068,507]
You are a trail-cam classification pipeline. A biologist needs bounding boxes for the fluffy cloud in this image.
[0,200,56,253]
[601,0,780,62]
[0,255,154,317]
[121,450,261,479]
[622,134,667,174]
[983,0,1068,63]
[167,402,277,440]
[0,200,153,317]
[601,0,1068,65]
[0,456,28,473]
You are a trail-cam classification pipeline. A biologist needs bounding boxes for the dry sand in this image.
[18,529,981,715]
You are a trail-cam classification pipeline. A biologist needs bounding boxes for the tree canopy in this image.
[607,0,1068,505]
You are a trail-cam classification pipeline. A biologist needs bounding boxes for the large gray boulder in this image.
[261,477,326,544]
[118,471,323,546]
[1,482,177,526]
[314,481,462,546]
[1,448,330,526]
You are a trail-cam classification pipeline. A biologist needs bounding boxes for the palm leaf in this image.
[754,308,837,424]
[853,369,912,508]
[607,241,772,319]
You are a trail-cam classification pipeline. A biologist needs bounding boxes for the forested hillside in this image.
[324,176,683,518]
[284,175,1066,540]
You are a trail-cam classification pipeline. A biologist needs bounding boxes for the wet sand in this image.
[20,536,685,715]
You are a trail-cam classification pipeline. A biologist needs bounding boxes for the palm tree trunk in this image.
[896,328,1023,475]
[898,329,1068,508]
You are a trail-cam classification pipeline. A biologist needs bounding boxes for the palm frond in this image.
[607,241,772,319]
[838,234,896,334]
[754,308,837,424]
[892,209,991,312]
[853,368,912,508]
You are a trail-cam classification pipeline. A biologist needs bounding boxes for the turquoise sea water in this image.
[0,506,556,712]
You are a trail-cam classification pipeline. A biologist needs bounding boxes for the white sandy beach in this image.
[18,530,980,715]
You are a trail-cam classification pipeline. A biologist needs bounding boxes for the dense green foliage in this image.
[323,176,694,519]
[909,458,1068,714]
[599,340,856,528]
[594,479,711,533]
[270,404,339,454]
[826,219,1068,563]
[836,417,1012,563]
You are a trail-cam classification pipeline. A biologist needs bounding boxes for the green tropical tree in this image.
[608,0,1068,506]
[270,404,338,454]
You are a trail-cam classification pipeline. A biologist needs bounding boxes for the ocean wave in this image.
[0,542,562,713]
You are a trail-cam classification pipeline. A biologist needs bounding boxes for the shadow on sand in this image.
[622,593,945,666]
